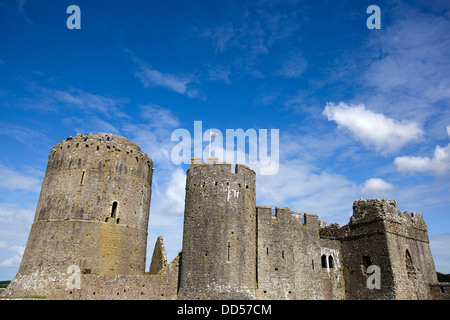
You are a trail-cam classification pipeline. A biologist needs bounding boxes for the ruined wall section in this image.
[256,207,324,299]
[319,223,346,300]
[339,199,438,300]
[178,159,257,299]
[7,133,153,298]
[339,199,397,299]
[49,255,180,300]
[379,201,438,299]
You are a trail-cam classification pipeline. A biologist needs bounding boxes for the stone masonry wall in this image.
[8,133,153,297]
[178,160,257,299]
[50,255,179,300]
[256,206,324,299]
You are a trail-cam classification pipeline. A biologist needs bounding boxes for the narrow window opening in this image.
[328,255,334,268]
[80,171,85,185]
[116,218,120,224]
[312,260,314,269]
[405,249,416,279]
[111,201,118,218]
[440,287,445,293]
[362,256,372,270]
[266,247,269,255]
[282,250,285,259]
[97,146,100,151]
[271,207,276,216]
[321,255,327,268]
[227,242,231,262]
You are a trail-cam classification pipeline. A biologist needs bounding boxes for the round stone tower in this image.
[178,158,257,299]
[8,133,153,297]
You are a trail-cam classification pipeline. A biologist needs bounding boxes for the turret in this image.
[7,133,153,297]
[178,158,257,299]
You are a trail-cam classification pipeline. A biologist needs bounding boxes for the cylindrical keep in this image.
[17,133,153,283]
[178,161,257,299]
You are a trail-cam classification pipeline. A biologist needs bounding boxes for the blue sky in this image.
[1,0,450,281]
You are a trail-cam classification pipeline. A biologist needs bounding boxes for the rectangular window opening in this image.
[80,171,85,185]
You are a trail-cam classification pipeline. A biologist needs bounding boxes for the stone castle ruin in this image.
[1,133,449,300]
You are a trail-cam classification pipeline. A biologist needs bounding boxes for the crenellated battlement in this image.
[349,198,428,240]
[51,133,142,162]
[256,206,318,227]
[189,157,255,175]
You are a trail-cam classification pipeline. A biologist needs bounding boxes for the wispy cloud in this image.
[16,0,33,25]
[0,242,24,268]
[35,85,129,118]
[339,1,450,136]
[0,121,49,146]
[323,102,423,154]
[199,0,305,74]
[125,49,198,97]
[274,52,308,79]
[0,164,42,193]
[257,158,358,224]
[206,65,232,84]
[430,233,450,273]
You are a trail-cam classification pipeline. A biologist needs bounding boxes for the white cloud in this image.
[340,2,450,132]
[393,126,450,175]
[0,164,42,193]
[430,233,450,274]
[0,242,26,269]
[323,102,423,153]
[394,145,450,175]
[158,168,186,216]
[362,178,394,197]
[256,159,358,225]
[0,255,22,268]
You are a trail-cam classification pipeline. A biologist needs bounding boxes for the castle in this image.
[1,133,449,300]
